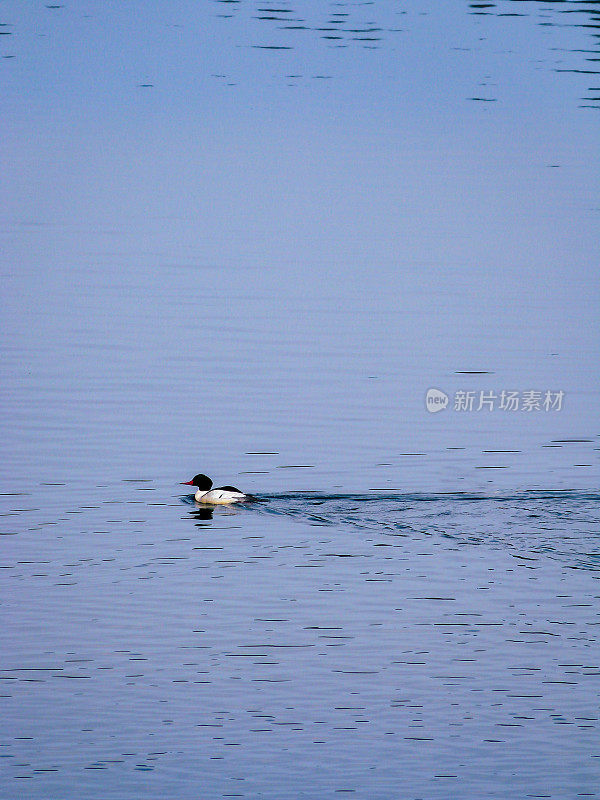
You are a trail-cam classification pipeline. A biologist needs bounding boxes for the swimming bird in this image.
[181,473,250,504]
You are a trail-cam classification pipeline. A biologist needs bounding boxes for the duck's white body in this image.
[195,488,247,505]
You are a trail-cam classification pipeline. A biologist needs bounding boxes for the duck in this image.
[181,473,250,504]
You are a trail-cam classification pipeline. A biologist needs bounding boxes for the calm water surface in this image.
[1,1,599,797]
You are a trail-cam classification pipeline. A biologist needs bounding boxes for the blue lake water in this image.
[1,1,599,797]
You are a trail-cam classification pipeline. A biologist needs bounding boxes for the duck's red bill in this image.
[181,481,194,485]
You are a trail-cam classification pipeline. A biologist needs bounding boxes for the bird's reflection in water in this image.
[190,503,247,523]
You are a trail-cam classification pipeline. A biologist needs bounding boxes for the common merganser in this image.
[181,473,250,504]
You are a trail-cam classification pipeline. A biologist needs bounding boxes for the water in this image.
[2,488,599,797]
[1,1,599,797]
